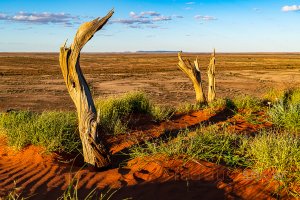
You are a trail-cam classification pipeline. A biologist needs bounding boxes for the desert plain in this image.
[1,52,300,111]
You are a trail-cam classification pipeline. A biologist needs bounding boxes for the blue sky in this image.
[0,0,299,52]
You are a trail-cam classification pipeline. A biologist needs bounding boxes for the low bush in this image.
[0,111,80,153]
[268,88,300,131]
[95,92,151,135]
[233,95,262,111]
[129,126,249,167]
[95,91,175,135]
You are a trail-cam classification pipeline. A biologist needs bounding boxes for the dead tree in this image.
[59,10,114,168]
[177,52,206,103]
[207,49,216,102]
[177,50,216,104]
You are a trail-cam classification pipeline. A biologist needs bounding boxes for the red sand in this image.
[0,109,295,199]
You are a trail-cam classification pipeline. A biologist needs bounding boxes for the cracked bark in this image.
[59,10,114,168]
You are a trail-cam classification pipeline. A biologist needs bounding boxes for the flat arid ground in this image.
[1,53,300,111]
[1,53,300,199]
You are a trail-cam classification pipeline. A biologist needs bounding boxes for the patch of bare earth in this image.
[1,53,300,111]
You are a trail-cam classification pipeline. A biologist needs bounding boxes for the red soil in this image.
[0,109,293,199]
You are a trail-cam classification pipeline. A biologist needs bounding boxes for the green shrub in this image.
[0,111,80,153]
[176,102,204,114]
[264,88,285,103]
[95,92,151,135]
[289,88,300,106]
[233,95,262,111]
[208,98,227,109]
[150,105,175,122]
[268,88,300,131]
[246,129,300,185]
[269,101,300,131]
[130,127,249,167]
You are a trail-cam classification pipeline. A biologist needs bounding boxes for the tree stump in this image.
[59,10,114,168]
[207,49,216,102]
[177,52,206,103]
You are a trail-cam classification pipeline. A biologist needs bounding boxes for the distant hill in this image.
[136,50,179,53]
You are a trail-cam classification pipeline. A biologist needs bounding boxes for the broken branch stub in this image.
[207,49,216,102]
[177,52,206,103]
[59,10,114,168]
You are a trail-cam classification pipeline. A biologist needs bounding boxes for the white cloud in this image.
[173,15,184,18]
[147,25,160,29]
[140,11,160,17]
[12,12,78,24]
[111,18,152,25]
[253,8,261,12]
[282,5,300,12]
[194,15,217,21]
[152,16,171,21]
[111,11,172,28]
[0,13,8,20]
[0,11,80,26]
[186,2,195,5]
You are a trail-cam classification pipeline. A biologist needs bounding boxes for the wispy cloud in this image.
[111,11,172,28]
[185,7,192,10]
[129,25,143,29]
[173,15,184,19]
[140,11,161,17]
[186,2,195,5]
[147,25,160,29]
[282,5,300,12]
[0,13,8,20]
[194,15,217,21]
[253,8,261,12]
[152,16,171,21]
[112,18,152,25]
[0,11,80,26]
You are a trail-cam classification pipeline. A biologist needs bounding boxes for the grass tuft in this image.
[95,91,175,135]
[268,88,300,131]
[95,92,151,135]
[150,105,175,122]
[130,126,249,167]
[0,111,80,153]
[233,95,262,111]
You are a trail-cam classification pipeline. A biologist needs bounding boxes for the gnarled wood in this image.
[59,10,114,168]
[207,49,216,102]
[177,52,206,103]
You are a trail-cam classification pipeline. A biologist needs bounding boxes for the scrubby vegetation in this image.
[0,92,175,152]
[130,126,249,167]
[1,88,300,197]
[0,111,80,153]
[95,91,174,135]
[95,92,152,135]
[268,88,300,131]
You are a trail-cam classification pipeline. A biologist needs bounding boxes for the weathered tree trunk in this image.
[59,10,114,168]
[177,52,206,103]
[207,49,216,102]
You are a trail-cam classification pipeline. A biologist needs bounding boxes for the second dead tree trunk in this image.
[178,52,206,103]
[207,50,216,102]
[177,50,216,104]
[59,10,114,168]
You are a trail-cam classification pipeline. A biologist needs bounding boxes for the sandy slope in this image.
[0,110,289,199]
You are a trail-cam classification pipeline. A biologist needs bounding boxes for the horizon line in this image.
[0,51,299,54]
